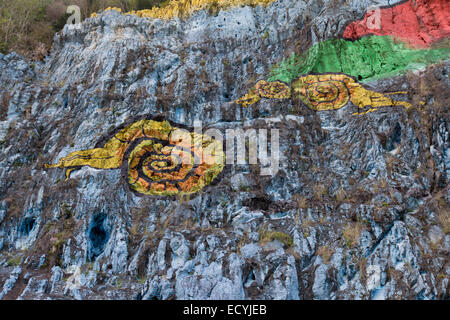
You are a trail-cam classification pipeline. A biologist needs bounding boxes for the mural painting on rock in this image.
[45,118,225,197]
[236,74,411,115]
[268,36,450,84]
[343,0,450,48]
[236,0,449,113]
[94,0,278,20]
[235,80,291,107]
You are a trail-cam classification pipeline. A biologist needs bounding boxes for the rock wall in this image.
[0,0,448,300]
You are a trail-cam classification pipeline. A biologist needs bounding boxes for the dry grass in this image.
[385,154,397,175]
[437,209,450,234]
[358,257,367,282]
[378,178,388,189]
[259,229,293,248]
[293,193,308,209]
[317,245,334,264]
[236,231,249,254]
[342,223,363,248]
[313,183,327,200]
[335,187,347,203]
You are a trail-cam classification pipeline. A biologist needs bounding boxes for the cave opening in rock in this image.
[385,122,402,151]
[19,217,36,236]
[19,218,36,237]
[87,213,109,261]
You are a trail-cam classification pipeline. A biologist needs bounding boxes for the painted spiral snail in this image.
[45,118,225,196]
[235,80,291,108]
[236,73,412,114]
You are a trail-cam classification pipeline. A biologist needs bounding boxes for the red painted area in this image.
[343,0,450,48]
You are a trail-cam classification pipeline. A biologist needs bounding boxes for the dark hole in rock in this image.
[385,122,402,151]
[87,213,109,261]
[244,269,255,287]
[243,197,272,211]
[19,217,36,236]
[437,173,446,189]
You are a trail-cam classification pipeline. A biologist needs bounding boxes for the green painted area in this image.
[268,36,450,83]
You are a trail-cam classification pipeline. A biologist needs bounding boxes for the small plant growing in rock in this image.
[313,183,327,200]
[137,277,147,285]
[335,187,347,203]
[259,229,293,248]
[239,183,251,192]
[437,210,450,234]
[7,255,22,267]
[293,194,308,209]
[236,232,249,254]
[342,223,362,248]
[39,256,49,269]
[317,245,334,264]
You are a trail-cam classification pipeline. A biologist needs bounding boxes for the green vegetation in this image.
[268,36,450,83]
[239,183,251,192]
[259,229,293,247]
[7,254,22,266]
[0,0,165,59]
[137,276,147,284]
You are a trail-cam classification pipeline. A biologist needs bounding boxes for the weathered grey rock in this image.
[0,267,22,299]
[18,278,48,299]
[50,266,64,293]
[232,208,264,226]
[230,173,250,191]
[170,233,190,270]
[0,0,448,300]
[312,260,333,300]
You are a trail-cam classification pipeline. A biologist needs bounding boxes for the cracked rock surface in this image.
[0,0,448,300]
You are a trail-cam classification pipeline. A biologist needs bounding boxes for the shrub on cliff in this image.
[0,0,164,59]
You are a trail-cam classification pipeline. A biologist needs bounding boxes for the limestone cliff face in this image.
[0,0,448,300]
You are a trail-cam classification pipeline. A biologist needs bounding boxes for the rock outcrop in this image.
[0,0,448,300]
